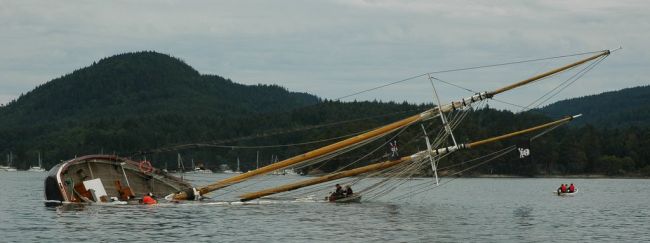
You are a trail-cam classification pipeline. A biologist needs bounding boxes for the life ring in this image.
[139,160,153,174]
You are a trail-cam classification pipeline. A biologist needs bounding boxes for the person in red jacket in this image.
[560,184,567,193]
[568,183,575,193]
[142,192,157,204]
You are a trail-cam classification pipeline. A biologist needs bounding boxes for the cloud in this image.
[0,0,648,109]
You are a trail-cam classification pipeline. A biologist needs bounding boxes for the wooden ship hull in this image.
[44,155,191,206]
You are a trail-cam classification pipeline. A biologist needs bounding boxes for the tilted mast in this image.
[239,115,581,201]
[171,50,609,200]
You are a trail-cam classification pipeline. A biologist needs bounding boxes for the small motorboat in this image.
[556,189,578,196]
[326,193,361,203]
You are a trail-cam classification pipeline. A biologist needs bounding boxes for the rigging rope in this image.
[522,55,608,110]
[387,117,570,201]
[138,109,427,154]
[334,50,605,101]
[278,99,482,201]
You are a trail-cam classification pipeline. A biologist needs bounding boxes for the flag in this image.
[517,140,531,162]
[388,140,399,160]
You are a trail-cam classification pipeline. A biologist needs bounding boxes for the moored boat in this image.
[28,152,46,172]
[44,155,191,206]
[2,152,18,172]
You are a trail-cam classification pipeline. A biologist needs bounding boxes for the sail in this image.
[171,50,609,200]
[239,115,580,201]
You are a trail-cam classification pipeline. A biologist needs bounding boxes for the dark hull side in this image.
[44,155,191,205]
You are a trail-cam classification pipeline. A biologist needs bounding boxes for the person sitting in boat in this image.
[142,192,157,204]
[329,184,344,201]
[568,183,575,193]
[344,185,353,197]
[560,184,567,193]
[334,184,343,195]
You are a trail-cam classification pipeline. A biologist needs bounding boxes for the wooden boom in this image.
[171,50,608,200]
[239,115,580,201]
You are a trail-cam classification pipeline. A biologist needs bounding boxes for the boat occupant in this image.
[334,184,343,196]
[328,184,344,201]
[560,184,567,193]
[142,192,157,204]
[569,183,575,193]
[344,185,353,197]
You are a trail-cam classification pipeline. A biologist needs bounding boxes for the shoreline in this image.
[456,174,649,179]
[304,172,649,179]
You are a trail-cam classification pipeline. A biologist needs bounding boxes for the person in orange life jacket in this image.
[568,183,575,193]
[142,192,157,204]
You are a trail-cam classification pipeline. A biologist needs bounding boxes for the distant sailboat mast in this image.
[177,153,185,172]
[236,157,241,173]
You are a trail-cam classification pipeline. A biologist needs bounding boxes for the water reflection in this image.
[513,205,534,227]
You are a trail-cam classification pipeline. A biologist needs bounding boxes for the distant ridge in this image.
[0,51,322,165]
[0,51,319,126]
[537,85,650,127]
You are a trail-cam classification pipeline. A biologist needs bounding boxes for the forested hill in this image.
[0,51,321,166]
[0,51,319,126]
[538,85,650,127]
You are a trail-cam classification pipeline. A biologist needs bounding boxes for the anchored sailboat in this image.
[2,152,17,172]
[28,152,46,172]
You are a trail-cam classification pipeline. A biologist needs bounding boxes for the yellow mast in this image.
[239,115,580,201]
[171,50,609,200]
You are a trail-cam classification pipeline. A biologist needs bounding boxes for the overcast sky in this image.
[1,0,648,111]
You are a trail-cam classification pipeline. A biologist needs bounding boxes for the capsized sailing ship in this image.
[42,50,611,205]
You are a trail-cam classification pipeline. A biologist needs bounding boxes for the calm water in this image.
[1,171,649,242]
